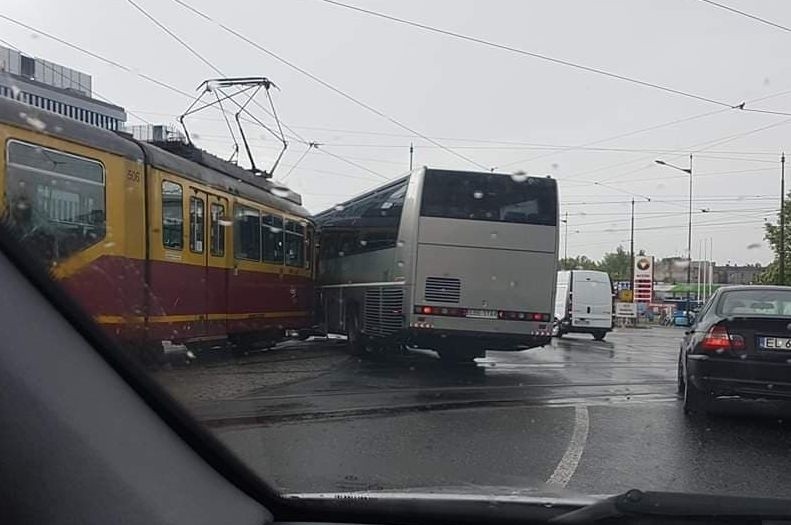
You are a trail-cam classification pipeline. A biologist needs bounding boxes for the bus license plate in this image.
[466,309,498,319]
[759,337,791,350]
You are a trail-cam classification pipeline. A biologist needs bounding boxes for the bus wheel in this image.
[345,309,367,355]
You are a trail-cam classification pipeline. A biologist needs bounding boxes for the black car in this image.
[678,285,791,414]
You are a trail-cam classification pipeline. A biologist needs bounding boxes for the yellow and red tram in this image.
[0,96,315,355]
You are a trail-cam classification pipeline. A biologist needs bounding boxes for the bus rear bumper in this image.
[399,328,551,352]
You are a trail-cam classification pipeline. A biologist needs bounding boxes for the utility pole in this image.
[781,153,786,285]
[654,155,693,323]
[686,154,693,323]
[563,211,569,262]
[409,143,414,171]
[630,198,635,297]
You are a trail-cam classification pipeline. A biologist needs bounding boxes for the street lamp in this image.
[655,155,694,325]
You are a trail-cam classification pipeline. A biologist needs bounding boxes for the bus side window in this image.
[162,180,183,250]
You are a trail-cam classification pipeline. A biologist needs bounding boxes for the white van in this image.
[554,270,613,340]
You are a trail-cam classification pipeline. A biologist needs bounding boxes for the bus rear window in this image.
[420,170,557,226]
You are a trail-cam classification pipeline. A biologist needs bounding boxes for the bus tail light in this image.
[414,305,549,323]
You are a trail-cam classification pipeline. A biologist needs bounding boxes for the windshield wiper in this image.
[551,489,791,524]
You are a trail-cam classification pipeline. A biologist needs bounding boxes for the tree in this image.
[598,246,632,281]
[558,255,597,271]
[760,195,791,285]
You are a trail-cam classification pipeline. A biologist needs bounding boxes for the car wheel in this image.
[593,330,606,341]
[683,374,709,415]
[677,354,685,396]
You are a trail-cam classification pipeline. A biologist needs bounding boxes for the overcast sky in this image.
[4,0,791,264]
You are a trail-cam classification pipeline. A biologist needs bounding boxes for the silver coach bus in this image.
[315,167,559,362]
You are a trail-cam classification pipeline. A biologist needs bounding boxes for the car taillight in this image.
[700,325,745,352]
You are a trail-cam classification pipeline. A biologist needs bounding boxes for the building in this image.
[654,256,718,284]
[125,124,186,143]
[0,45,126,131]
[713,264,763,285]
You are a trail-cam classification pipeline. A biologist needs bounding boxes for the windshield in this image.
[718,289,791,316]
[4,0,791,514]
[420,170,558,225]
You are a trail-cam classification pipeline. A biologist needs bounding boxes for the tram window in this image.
[162,181,183,249]
[234,204,260,261]
[189,196,204,253]
[5,140,106,262]
[305,226,314,270]
[210,203,225,257]
[262,214,284,264]
[285,220,305,268]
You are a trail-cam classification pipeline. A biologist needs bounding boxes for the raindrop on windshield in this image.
[490,232,498,239]
[397,261,405,268]
[359,239,368,246]
[219,219,233,227]
[396,240,405,247]
[268,226,282,233]
[270,186,290,198]
[490,275,497,281]
[102,241,116,248]
[15,201,29,210]
[746,242,761,250]
[10,85,20,98]
[19,112,46,131]
[334,204,345,211]
[338,251,345,257]
[509,281,517,288]
[473,191,484,199]
[510,171,528,183]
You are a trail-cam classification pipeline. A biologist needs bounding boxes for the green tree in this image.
[598,245,632,281]
[558,255,597,271]
[760,196,791,285]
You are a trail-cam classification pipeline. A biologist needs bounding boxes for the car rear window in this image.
[717,290,791,317]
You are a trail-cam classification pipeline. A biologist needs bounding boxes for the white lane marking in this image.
[546,405,590,487]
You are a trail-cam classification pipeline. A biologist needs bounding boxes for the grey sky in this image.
[4,0,791,264]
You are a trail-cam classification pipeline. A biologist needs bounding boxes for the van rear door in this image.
[571,271,612,329]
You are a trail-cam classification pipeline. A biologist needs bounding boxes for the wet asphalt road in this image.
[180,327,791,499]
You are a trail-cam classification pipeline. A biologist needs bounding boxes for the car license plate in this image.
[466,309,498,319]
[575,319,590,325]
[759,337,791,350]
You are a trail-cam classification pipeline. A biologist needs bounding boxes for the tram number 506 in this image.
[126,169,141,183]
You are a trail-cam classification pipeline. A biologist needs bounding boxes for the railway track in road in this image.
[193,379,679,428]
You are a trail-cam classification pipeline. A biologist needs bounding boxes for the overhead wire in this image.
[0,36,153,127]
[0,8,391,182]
[316,0,734,108]
[123,0,393,181]
[167,0,489,171]
[695,0,791,33]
